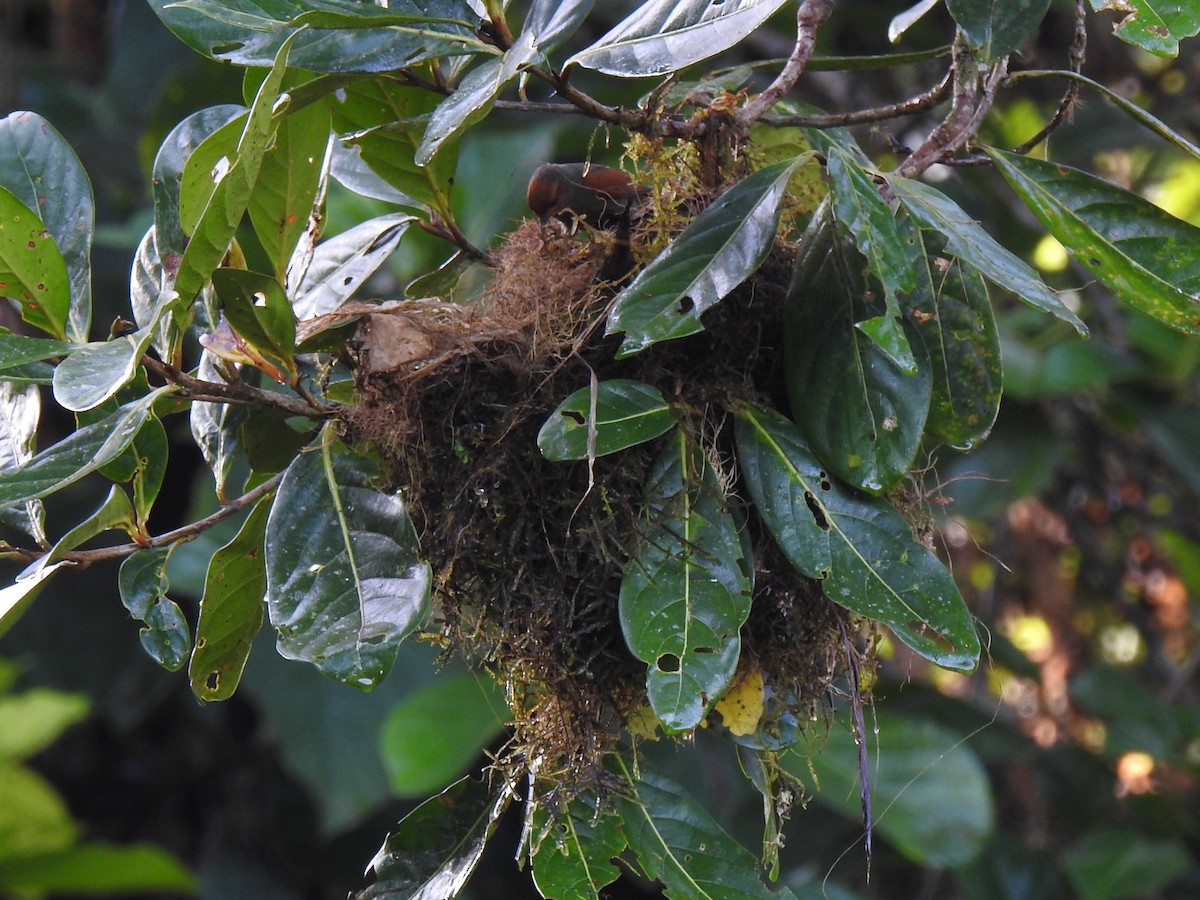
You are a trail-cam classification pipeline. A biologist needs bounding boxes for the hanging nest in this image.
[340,179,853,795]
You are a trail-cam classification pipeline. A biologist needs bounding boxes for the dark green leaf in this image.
[46,486,138,565]
[417,56,510,165]
[1087,0,1200,57]
[210,268,297,377]
[50,332,153,412]
[946,0,1051,61]
[292,213,414,320]
[614,760,801,900]
[537,379,674,461]
[248,98,331,281]
[1063,829,1191,900]
[240,409,315,475]
[0,842,196,895]
[0,187,71,340]
[886,174,1088,335]
[620,430,752,731]
[355,776,512,899]
[0,111,93,341]
[785,211,930,494]
[607,160,799,357]
[0,333,73,368]
[119,546,191,671]
[735,405,980,671]
[785,711,994,867]
[190,499,269,701]
[379,672,509,796]
[0,390,168,506]
[174,34,297,304]
[530,792,625,900]
[189,350,249,503]
[149,0,480,72]
[567,0,792,77]
[987,148,1200,334]
[265,431,431,688]
[827,147,917,373]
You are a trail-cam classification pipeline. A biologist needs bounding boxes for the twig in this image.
[762,67,953,128]
[143,356,338,419]
[738,0,835,125]
[2,472,285,568]
[1011,0,1087,154]
[418,219,497,266]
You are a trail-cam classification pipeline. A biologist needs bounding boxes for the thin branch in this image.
[738,0,835,126]
[1011,0,1088,154]
[761,67,953,128]
[418,218,496,266]
[143,356,338,419]
[1,472,285,569]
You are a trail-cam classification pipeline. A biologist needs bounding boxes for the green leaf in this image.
[607,160,799,357]
[566,0,792,77]
[530,792,625,900]
[946,0,1051,61]
[118,546,192,671]
[522,0,596,55]
[0,380,45,545]
[292,213,413,320]
[0,111,94,341]
[355,776,513,899]
[50,332,153,412]
[914,250,1002,449]
[248,98,331,281]
[1087,0,1200,56]
[0,187,71,340]
[538,379,674,461]
[149,0,480,72]
[0,842,196,895]
[614,760,801,900]
[886,173,1088,335]
[827,147,917,374]
[0,690,89,762]
[190,499,269,701]
[210,268,297,378]
[265,431,431,688]
[0,562,66,641]
[987,148,1200,335]
[417,56,509,166]
[1063,829,1191,900]
[0,764,77,863]
[189,350,249,503]
[0,389,168,506]
[45,486,138,565]
[379,672,509,796]
[0,333,73,368]
[735,404,980,671]
[785,211,930,494]
[785,711,994,867]
[333,79,457,215]
[620,430,752,731]
[174,33,297,304]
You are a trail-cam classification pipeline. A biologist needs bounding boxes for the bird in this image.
[526,162,646,231]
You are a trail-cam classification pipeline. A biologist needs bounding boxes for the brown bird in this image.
[526,162,646,230]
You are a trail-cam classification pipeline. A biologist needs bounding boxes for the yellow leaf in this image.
[714,667,764,736]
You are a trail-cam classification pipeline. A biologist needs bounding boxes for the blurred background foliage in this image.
[2,0,1200,897]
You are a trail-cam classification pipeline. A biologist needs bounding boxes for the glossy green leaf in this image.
[210,268,297,378]
[1064,829,1191,900]
[149,0,480,72]
[0,188,71,340]
[379,672,509,796]
[0,379,44,544]
[0,333,73,368]
[614,761,801,900]
[620,430,752,731]
[333,80,457,215]
[522,0,596,55]
[355,776,513,900]
[537,379,674,461]
[46,486,138,566]
[130,229,182,361]
[988,148,1200,334]
[886,173,1088,335]
[914,250,1002,449]
[174,34,296,304]
[735,405,980,671]
[119,546,191,671]
[292,213,414,320]
[530,792,625,900]
[0,689,88,762]
[100,410,170,532]
[329,141,418,205]
[0,389,168,506]
[0,842,196,895]
[190,499,269,701]
[1087,0,1200,56]
[827,146,917,374]
[567,0,791,77]
[189,350,249,503]
[0,111,93,341]
[785,212,930,494]
[0,562,66,642]
[946,0,1051,61]
[265,431,431,688]
[607,160,799,357]
[786,711,994,867]
[51,332,153,412]
[418,56,507,166]
[248,98,331,281]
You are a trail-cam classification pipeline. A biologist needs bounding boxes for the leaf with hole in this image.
[537,379,674,461]
[210,268,297,379]
[530,791,625,900]
[735,404,979,672]
[1087,0,1200,57]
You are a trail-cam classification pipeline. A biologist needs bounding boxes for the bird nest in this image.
[341,214,850,794]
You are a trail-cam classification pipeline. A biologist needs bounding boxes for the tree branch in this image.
[143,357,339,419]
[761,67,953,128]
[737,0,835,126]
